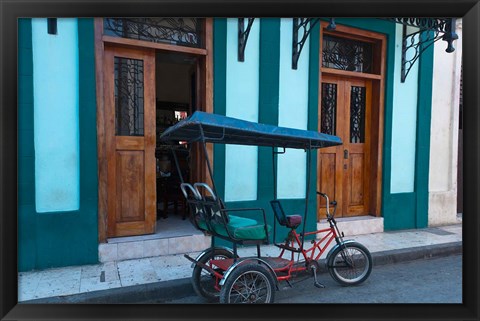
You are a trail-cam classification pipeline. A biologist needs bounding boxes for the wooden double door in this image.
[318,74,373,219]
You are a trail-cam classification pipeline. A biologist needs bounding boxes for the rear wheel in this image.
[327,242,372,286]
[219,263,276,304]
[192,248,235,302]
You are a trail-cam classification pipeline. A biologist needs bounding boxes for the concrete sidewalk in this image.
[18,223,462,304]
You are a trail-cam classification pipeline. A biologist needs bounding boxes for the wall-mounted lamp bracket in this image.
[47,18,57,35]
[386,18,458,82]
[238,18,255,62]
[292,18,321,69]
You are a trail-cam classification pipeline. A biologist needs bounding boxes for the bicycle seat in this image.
[286,215,302,228]
[270,200,302,229]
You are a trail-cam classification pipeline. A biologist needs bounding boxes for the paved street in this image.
[152,254,462,304]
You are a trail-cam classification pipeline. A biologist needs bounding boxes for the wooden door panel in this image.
[343,80,369,216]
[116,151,145,223]
[105,45,156,238]
[116,137,145,150]
[317,151,341,219]
[348,153,364,205]
[342,79,369,216]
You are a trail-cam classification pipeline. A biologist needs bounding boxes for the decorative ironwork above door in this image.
[103,18,204,48]
[322,35,373,73]
[291,17,458,82]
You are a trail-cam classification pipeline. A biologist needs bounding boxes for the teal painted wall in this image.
[414,34,434,229]
[18,18,98,271]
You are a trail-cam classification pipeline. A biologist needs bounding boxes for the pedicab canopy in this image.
[160,111,342,149]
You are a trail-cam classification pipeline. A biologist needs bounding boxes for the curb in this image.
[24,241,462,304]
[24,277,194,304]
[371,241,462,266]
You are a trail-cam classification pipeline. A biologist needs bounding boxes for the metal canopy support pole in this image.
[171,147,184,184]
[272,147,277,201]
[300,143,312,251]
[272,147,277,243]
[197,124,218,250]
[198,124,219,198]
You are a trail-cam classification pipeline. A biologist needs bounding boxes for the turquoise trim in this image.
[213,18,227,200]
[18,19,37,271]
[414,33,434,228]
[257,18,280,202]
[257,18,283,242]
[305,22,320,235]
[18,19,98,271]
[383,193,416,229]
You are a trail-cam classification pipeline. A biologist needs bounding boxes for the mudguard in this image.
[325,239,357,268]
[219,257,279,287]
[191,246,236,268]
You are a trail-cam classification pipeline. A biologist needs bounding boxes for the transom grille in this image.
[104,18,203,48]
[322,35,373,73]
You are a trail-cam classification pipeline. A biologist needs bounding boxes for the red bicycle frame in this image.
[274,224,338,281]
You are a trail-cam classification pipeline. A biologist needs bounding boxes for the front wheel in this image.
[219,263,276,304]
[327,242,372,286]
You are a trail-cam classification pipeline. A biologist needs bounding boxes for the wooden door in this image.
[318,75,372,219]
[104,45,156,237]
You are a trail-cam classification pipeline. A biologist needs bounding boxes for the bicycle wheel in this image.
[219,263,276,304]
[327,242,372,286]
[192,248,235,302]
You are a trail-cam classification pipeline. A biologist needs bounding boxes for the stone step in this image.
[98,233,211,263]
[316,216,384,238]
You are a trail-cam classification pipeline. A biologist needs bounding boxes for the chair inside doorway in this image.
[156,100,190,220]
[156,144,189,220]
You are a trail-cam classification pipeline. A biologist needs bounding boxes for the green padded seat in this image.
[197,215,271,240]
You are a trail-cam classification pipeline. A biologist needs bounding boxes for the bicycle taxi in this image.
[160,111,372,304]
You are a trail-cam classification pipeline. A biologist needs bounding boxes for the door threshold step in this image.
[317,216,383,238]
[98,233,211,263]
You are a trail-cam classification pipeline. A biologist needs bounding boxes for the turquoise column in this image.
[18,18,37,271]
[257,18,280,202]
[415,34,434,228]
[213,18,227,199]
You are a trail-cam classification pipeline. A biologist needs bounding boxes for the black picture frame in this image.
[1,0,479,320]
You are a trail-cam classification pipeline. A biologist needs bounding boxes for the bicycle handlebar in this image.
[316,192,337,218]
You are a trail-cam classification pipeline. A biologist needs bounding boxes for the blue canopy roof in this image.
[160,111,342,149]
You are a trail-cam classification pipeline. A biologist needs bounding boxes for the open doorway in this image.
[96,18,213,244]
[155,51,198,235]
